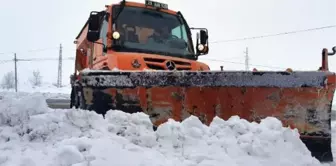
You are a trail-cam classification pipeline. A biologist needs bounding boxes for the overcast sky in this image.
[0,0,335,95]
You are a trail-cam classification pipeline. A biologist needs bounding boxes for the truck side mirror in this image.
[197,29,209,55]
[200,30,208,45]
[190,27,209,56]
[87,11,102,42]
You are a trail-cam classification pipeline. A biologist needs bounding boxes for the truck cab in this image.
[74,0,210,73]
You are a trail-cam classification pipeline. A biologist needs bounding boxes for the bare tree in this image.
[29,70,42,87]
[1,71,15,89]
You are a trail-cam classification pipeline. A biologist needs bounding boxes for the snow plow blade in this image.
[76,70,335,162]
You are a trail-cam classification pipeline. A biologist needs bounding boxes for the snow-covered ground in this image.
[0,90,70,101]
[0,93,334,166]
[0,83,71,96]
[0,83,71,100]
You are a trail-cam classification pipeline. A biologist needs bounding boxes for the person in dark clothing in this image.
[148,26,171,44]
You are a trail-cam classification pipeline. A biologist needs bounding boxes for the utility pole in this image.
[14,53,18,92]
[244,47,249,71]
[57,43,63,88]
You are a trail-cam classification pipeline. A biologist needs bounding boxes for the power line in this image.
[0,59,12,63]
[0,56,289,70]
[0,48,57,55]
[0,25,333,71]
[0,57,74,63]
[0,25,336,55]
[0,45,75,55]
[3,56,284,70]
[205,56,244,60]
[0,44,76,92]
[1,25,333,56]
[210,25,336,44]
[0,60,11,65]
[0,25,333,57]
[18,58,75,61]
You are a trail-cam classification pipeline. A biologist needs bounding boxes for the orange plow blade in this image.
[77,70,335,162]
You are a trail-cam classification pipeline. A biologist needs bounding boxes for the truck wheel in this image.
[70,85,86,110]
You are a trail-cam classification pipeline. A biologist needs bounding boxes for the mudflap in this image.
[78,70,335,162]
[301,136,333,162]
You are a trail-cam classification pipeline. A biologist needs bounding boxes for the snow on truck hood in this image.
[0,93,324,166]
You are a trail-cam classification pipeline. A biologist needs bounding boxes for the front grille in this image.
[177,67,191,70]
[146,64,165,70]
[144,58,165,63]
[144,57,191,70]
[173,61,191,66]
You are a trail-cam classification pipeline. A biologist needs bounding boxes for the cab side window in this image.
[100,16,108,55]
[171,25,189,51]
[171,25,187,43]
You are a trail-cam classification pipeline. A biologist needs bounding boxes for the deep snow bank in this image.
[0,93,322,166]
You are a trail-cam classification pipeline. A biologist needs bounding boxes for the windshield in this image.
[112,5,195,59]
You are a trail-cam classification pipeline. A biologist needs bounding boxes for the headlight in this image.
[197,44,204,51]
[112,32,120,40]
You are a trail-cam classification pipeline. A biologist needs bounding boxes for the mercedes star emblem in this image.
[166,61,176,70]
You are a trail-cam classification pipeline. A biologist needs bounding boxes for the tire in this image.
[70,84,86,110]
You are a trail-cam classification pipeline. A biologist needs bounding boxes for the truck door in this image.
[93,15,109,61]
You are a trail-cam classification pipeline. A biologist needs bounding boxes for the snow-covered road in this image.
[0,92,335,166]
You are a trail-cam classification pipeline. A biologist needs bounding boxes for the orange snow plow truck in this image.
[70,0,336,162]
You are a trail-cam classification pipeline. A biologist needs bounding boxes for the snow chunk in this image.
[56,145,84,166]
[105,110,157,148]
[0,93,47,126]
